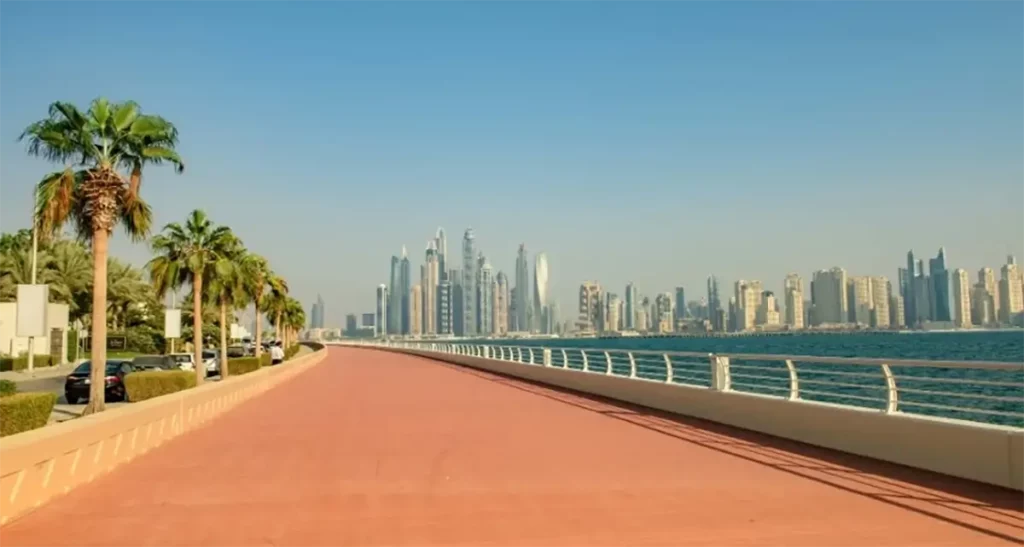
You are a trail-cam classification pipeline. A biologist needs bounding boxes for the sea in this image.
[467,330,1024,427]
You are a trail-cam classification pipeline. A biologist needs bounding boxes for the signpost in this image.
[16,284,49,374]
[165,309,181,354]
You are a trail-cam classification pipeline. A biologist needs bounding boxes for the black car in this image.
[132,355,177,371]
[65,360,135,404]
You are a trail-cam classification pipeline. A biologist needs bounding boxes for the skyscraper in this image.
[673,287,686,327]
[1000,256,1023,324]
[869,277,890,328]
[624,282,637,330]
[410,284,423,335]
[707,276,722,331]
[734,280,762,331]
[758,291,781,327]
[400,247,411,334]
[847,276,872,325]
[388,255,401,334]
[514,244,530,332]
[494,271,509,335]
[607,293,622,332]
[375,284,388,338]
[476,255,493,335]
[533,252,549,333]
[904,251,917,327]
[435,228,447,275]
[929,248,951,322]
[978,267,1000,323]
[784,274,805,329]
[423,242,439,334]
[578,282,602,333]
[438,273,453,335]
[811,268,848,325]
[461,229,477,336]
[345,314,357,335]
[952,269,972,328]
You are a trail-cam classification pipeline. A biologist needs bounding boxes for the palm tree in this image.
[47,240,92,323]
[283,297,305,350]
[263,274,289,346]
[107,258,149,330]
[148,210,235,385]
[0,247,55,300]
[21,98,183,414]
[206,237,247,378]
[239,253,271,358]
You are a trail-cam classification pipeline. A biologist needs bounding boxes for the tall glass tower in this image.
[515,244,530,332]
[461,229,477,336]
[533,253,549,333]
[388,255,401,334]
[400,246,411,334]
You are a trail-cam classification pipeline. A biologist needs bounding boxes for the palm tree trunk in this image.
[193,275,204,385]
[220,296,229,379]
[254,293,263,359]
[275,312,281,345]
[82,228,108,415]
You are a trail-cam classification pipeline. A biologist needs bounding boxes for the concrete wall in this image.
[0,347,327,525]
[393,347,1024,492]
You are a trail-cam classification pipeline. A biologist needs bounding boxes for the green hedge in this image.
[260,353,271,367]
[67,329,79,363]
[124,370,196,402]
[0,379,17,397]
[0,355,54,372]
[0,392,57,437]
[225,357,261,376]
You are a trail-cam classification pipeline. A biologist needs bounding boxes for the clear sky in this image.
[1,1,1022,326]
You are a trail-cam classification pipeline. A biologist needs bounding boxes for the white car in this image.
[202,350,220,377]
[169,353,195,371]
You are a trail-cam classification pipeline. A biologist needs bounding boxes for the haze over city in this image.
[2,2,1021,326]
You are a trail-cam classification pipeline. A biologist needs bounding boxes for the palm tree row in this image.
[20,98,302,414]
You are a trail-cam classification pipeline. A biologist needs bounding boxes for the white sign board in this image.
[164,309,182,339]
[16,285,49,337]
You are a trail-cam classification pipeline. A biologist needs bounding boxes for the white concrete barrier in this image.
[393,347,1024,491]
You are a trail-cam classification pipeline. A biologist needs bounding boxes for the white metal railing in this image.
[354,340,1024,428]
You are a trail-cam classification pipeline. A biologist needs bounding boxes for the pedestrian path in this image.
[1,347,1020,546]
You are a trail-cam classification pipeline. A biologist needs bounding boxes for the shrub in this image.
[0,355,54,372]
[67,329,79,362]
[284,345,301,360]
[0,379,17,397]
[225,357,261,376]
[0,392,57,437]
[259,353,271,367]
[124,370,196,402]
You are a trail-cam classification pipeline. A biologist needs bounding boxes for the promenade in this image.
[1,346,1020,546]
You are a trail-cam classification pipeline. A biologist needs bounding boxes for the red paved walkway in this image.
[2,347,1021,546]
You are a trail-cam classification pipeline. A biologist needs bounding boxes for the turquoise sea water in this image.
[468,331,1024,427]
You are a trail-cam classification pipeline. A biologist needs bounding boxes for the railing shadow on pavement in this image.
[428,358,1024,544]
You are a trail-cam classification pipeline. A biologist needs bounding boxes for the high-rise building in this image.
[913,259,932,325]
[400,247,411,334]
[673,287,686,328]
[435,228,447,276]
[606,293,622,332]
[734,280,762,331]
[578,282,602,333]
[514,244,530,332]
[904,251,917,327]
[655,292,673,333]
[461,229,477,336]
[952,269,971,328]
[345,314,357,335]
[494,271,509,335]
[758,291,781,327]
[533,252,549,334]
[422,242,440,334]
[410,284,422,335]
[978,267,999,323]
[316,294,325,328]
[624,283,637,330]
[847,276,872,325]
[929,248,951,322]
[388,255,401,334]
[477,256,493,335]
[889,295,905,328]
[868,277,890,328]
[451,268,464,336]
[1000,256,1023,324]
[707,276,722,331]
[437,274,453,335]
[811,268,847,325]
[375,284,389,338]
[784,274,805,329]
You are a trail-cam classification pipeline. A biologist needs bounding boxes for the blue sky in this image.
[1,1,1022,326]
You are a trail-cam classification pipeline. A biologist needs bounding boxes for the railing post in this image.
[664,354,673,383]
[528,348,535,364]
[516,347,523,363]
[581,350,589,372]
[881,364,898,413]
[710,354,731,391]
[484,346,491,359]
[543,349,552,367]
[561,349,568,368]
[604,351,613,375]
[628,352,637,378]
[785,359,799,400]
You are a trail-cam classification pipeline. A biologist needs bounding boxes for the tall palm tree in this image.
[283,297,305,349]
[206,236,247,378]
[0,247,55,300]
[264,274,289,345]
[107,258,149,330]
[21,98,183,414]
[47,240,92,323]
[240,253,271,358]
[148,210,235,385]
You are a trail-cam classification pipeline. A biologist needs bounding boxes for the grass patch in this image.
[225,357,261,376]
[124,370,196,402]
[0,392,57,437]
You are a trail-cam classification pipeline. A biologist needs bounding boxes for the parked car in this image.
[169,353,195,371]
[226,345,246,358]
[65,360,134,404]
[132,355,178,371]
[202,350,220,377]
